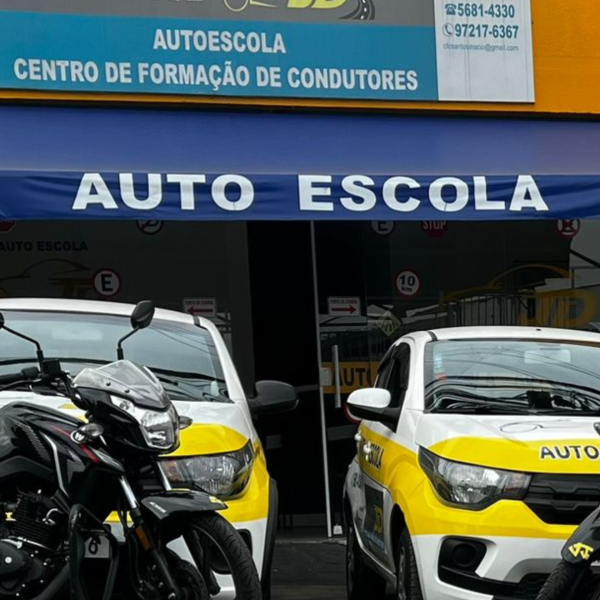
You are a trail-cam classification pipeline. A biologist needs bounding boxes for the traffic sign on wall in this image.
[328,297,361,317]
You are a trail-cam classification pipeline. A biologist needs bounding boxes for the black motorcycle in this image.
[0,300,262,600]
[537,507,600,600]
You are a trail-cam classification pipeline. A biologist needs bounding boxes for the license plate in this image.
[84,536,110,559]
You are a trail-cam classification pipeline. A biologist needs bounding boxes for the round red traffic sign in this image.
[396,270,421,298]
[557,219,581,239]
[93,269,121,298]
[421,221,448,238]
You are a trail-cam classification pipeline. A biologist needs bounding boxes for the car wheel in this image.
[346,521,387,600]
[396,528,423,600]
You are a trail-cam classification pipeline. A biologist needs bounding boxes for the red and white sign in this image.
[421,221,448,238]
[557,219,581,239]
[137,220,164,235]
[396,270,421,298]
[183,298,217,318]
[93,269,121,297]
[328,297,361,317]
[0,221,16,234]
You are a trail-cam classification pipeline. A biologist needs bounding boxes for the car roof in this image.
[426,326,600,344]
[0,298,201,326]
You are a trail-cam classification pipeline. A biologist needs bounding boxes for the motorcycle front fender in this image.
[562,505,600,564]
[141,490,227,522]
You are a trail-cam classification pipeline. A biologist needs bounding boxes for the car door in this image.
[356,342,411,566]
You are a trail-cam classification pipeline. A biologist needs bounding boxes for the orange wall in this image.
[2,0,599,115]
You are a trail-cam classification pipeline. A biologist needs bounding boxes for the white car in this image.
[0,298,296,599]
[344,326,600,600]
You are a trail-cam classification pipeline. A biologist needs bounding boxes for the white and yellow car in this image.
[0,298,296,600]
[344,326,600,600]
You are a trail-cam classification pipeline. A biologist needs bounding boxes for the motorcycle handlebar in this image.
[0,367,40,386]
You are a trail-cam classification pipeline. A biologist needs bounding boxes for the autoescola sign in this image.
[0,170,590,221]
[0,0,534,102]
[69,172,548,217]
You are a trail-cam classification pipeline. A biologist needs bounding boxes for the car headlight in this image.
[161,441,255,499]
[111,397,179,451]
[418,447,531,510]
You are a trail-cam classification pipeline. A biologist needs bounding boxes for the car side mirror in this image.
[347,388,400,428]
[131,300,155,331]
[248,381,298,416]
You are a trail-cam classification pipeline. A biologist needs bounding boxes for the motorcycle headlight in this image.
[418,447,531,510]
[161,441,255,499]
[111,397,179,451]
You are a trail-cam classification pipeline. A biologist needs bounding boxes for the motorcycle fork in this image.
[68,504,120,600]
[120,477,184,600]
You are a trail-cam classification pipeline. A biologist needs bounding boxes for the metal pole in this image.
[333,344,342,409]
[310,221,333,539]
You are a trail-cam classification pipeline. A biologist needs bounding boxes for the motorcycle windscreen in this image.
[74,360,171,410]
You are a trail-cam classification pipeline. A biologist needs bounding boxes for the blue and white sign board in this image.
[0,0,534,102]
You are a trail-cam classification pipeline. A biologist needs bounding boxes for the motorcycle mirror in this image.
[0,311,45,368]
[117,300,156,360]
[130,300,155,331]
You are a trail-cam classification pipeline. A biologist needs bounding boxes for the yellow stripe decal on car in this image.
[357,427,579,540]
[430,438,600,474]
[171,424,250,457]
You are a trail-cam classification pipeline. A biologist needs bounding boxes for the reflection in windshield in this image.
[0,311,229,403]
[425,339,600,415]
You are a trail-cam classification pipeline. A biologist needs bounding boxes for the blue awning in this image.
[1,105,600,221]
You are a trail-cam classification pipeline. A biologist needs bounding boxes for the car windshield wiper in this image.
[152,372,229,403]
[427,376,600,399]
[431,395,534,414]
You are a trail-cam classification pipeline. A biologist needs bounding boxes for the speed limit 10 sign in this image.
[396,270,421,298]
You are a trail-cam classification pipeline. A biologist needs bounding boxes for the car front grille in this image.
[524,474,600,525]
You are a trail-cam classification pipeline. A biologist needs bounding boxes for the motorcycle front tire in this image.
[176,513,262,600]
[537,561,589,600]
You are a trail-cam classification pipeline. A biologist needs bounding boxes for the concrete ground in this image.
[271,538,347,600]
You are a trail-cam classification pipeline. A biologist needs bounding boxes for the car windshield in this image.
[425,339,600,415]
[0,310,229,403]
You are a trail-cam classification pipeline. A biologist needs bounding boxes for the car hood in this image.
[0,392,254,456]
[414,412,600,474]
